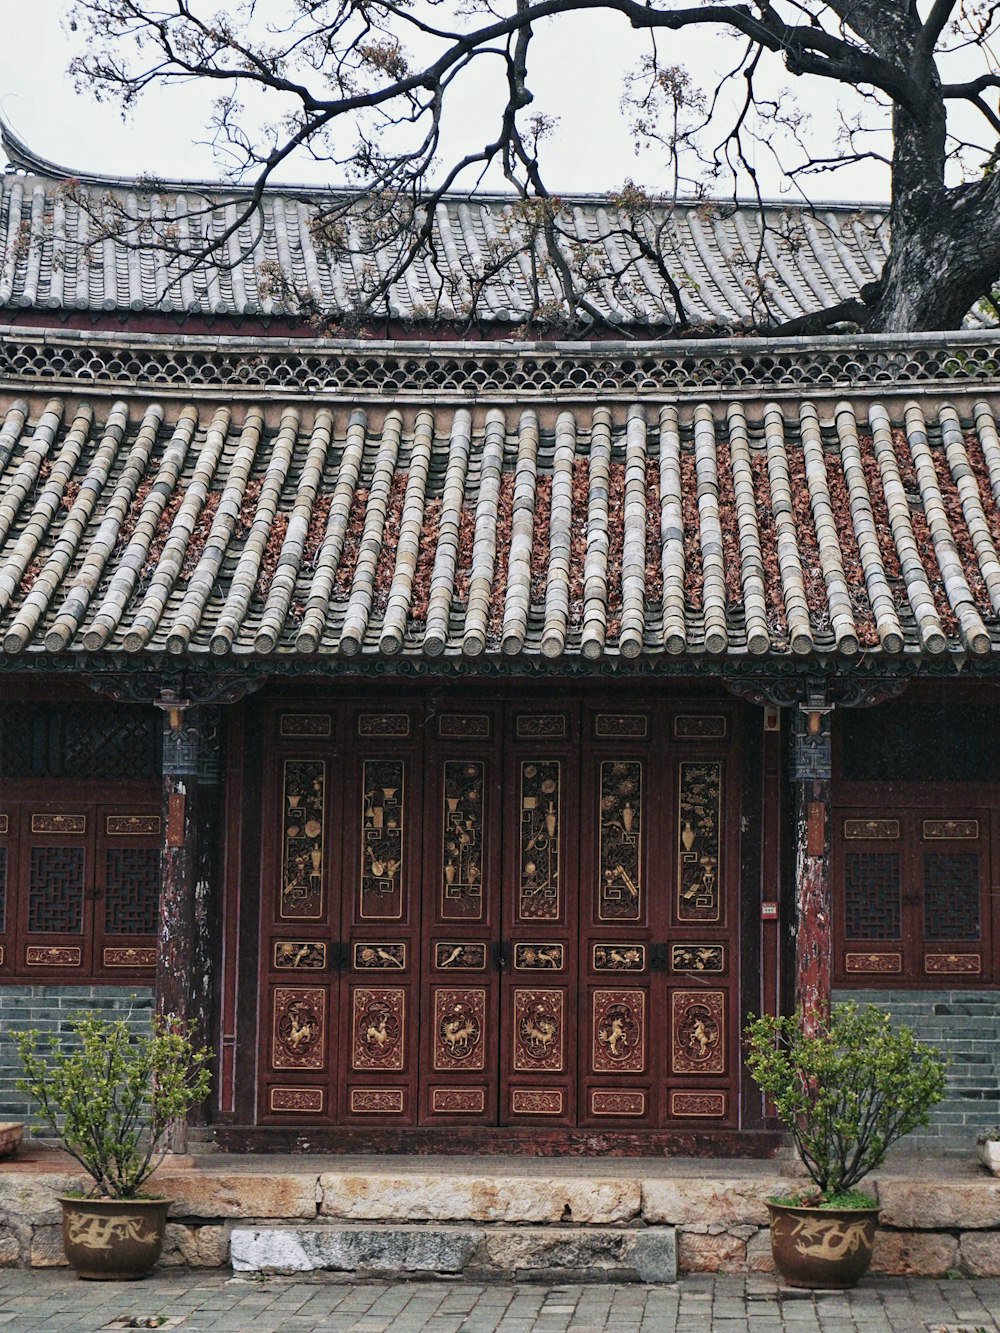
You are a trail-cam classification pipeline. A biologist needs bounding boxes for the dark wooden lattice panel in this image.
[844,852,901,940]
[0,705,160,780]
[0,845,6,934]
[28,846,84,934]
[923,853,980,941]
[104,848,160,935]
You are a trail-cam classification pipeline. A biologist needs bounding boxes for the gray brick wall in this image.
[833,988,1000,1149]
[0,986,153,1124]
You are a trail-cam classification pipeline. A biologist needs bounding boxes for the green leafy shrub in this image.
[744,1003,946,1200]
[15,1010,212,1199]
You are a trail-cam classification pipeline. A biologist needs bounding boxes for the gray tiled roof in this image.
[0,123,905,327]
[2,334,1000,662]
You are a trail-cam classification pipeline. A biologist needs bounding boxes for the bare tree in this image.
[60,0,1000,336]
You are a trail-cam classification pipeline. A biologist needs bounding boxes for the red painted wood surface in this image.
[251,689,744,1133]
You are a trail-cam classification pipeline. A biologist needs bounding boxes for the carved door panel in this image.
[500,708,580,1127]
[10,799,160,980]
[834,807,992,984]
[16,804,90,977]
[917,815,991,982]
[93,805,161,977]
[260,710,340,1122]
[579,708,660,1127]
[338,708,423,1124]
[579,710,739,1128]
[419,706,503,1123]
[665,738,737,1127]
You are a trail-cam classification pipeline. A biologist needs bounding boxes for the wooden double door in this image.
[259,697,740,1129]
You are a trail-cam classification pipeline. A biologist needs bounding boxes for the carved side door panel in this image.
[420,706,503,1124]
[500,708,580,1127]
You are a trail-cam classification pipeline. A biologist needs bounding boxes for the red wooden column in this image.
[156,692,222,1149]
[791,687,833,1030]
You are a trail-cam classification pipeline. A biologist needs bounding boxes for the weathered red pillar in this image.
[792,687,833,1030]
[156,692,221,1150]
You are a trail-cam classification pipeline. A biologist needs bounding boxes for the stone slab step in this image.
[230,1223,677,1283]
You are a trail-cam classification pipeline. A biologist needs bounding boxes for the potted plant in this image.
[976,1127,1000,1176]
[15,1010,211,1280]
[745,1002,946,1289]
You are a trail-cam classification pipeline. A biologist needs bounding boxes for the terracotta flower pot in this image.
[58,1196,170,1280]
[767,1201,879,1289]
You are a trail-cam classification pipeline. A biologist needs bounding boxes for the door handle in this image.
[493,941,510,971]
[651,943,668,973]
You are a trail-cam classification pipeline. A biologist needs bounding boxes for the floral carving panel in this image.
[352,987,405,1070]
[442,761,485,920]
[360,760,404,920]
[519,761,561,921]
[599,761,642,921]
[677,761,722,923]
[593,989,645,1073]
[433,988,486,1071]
[671,990,725,1076]
[512,988,564,1072]
[280,760,325,920]
[271,987,326,1070]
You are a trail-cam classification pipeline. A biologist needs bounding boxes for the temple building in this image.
[1,125,998,1153]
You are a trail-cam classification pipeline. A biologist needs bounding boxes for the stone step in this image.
[230,1223,678,1283]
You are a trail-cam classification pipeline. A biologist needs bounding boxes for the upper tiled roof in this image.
[0,123,907,328]
[2,331,1000,665]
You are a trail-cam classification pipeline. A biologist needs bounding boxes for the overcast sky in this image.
[0,2,893,202]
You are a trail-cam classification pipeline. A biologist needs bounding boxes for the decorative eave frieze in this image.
[2,325,1000,405]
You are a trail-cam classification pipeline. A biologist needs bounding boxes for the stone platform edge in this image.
[0,1168,998,1277]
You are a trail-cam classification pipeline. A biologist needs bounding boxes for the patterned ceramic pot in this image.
[58,1197,169,1280]
[767,1201,879,1289]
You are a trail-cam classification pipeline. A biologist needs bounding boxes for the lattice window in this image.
[923,853,980,941]
[28,847,84,934]
[104,848,160,935]
[0,846,6,934]
[0,705,160,780]
[844,852,900,940]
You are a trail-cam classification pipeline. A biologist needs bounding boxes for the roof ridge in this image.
[0,118,889,213]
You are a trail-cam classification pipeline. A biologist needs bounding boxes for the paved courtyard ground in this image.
[0,1271,998,1333]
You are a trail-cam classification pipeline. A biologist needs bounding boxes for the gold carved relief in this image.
[350,1088,404,1113]
[923,819,979,840]
[672,990,725,1075]
[26,946,81,967]
[519,761,561,921]
[673,715,728,740]
[513,943,564,970]
[435,942,487,970]
[844,819,900,840]
[442,761,485,920]
[432,1088,485,1114]
[599,761,642,921]
[591,1090,646,1116]
[31,814,85,834]
[510,1089,563,1115]
[593,944,645,972]
[352,988,405,1070]
[280,760,325,920]
[671,944,725,973]
[924,953,982,973]
[271,987,326,1070]
[269,1086,324,1113]
[677,761,722,922]
[280,714,332,737]
[844,952,902,973]
[103,947,157,968]
[357,714,410,738]
[513,989,564,1071]
[434,988,486,1071]
[273,941,328,971]
[671,1090,726,1117]
[593,989,645,1073]
[360,760,404,920]
[354,942,406,970]
[106,815,161,836]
